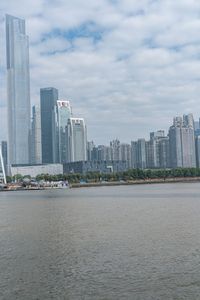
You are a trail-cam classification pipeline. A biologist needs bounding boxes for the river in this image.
[0,183,200,299]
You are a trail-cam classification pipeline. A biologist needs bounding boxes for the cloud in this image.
[1,0,200,144]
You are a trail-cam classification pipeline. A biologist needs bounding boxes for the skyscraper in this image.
[6,14,31,166]
[67,118,87,162]
[40,87,58,163]
[57,100,72,163]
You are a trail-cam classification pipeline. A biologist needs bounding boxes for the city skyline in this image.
[1,1,200,144]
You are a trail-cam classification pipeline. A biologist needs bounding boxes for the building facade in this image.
[57,100,72,163]
[40,87,58,164]
[67,118,87,162]
[169,115,196,168]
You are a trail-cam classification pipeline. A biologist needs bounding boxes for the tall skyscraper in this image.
[6,15,31,166]
[57,100,72,163]
[67,118,87,162]
[40,87,58,163]
[30,105,42,164]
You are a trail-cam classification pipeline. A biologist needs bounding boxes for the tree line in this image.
[6,167,200,184]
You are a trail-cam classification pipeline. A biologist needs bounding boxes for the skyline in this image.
[1,1,200,143]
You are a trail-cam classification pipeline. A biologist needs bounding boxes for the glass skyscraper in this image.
[6,14,31,166]
[40,87,58,163]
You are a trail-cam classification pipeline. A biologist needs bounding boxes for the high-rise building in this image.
[158,137,170,168]
[147,131,168,168]
[57,100,72,163]
[40,87,58,163]
[6,15,31,166]
[131,141,137,168]
[120,143,131,168]
[131,139,146,169]
[110,139,120,161]
[169,115,196,168]
[30,105,42,164]
[67,118,87,162]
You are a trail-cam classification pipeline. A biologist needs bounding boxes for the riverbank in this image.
[71,176,200,188]
[1,176,200,191]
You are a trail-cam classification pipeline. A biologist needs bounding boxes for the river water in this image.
[0,183,200,299]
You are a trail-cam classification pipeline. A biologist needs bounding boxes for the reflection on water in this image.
[0,183,200,299]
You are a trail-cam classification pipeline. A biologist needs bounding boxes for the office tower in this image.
[6,15,31,166]
[30,105,42,164]
[40,87,58,163]
[110,139,120,161]
[57,100,72,163]
[169,115,196,168]
[120,143,131,168]
[67,118,87,162]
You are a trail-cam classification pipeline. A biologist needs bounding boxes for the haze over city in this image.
[1,0,200,144]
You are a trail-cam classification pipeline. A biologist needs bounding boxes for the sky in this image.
[1,0,200,144]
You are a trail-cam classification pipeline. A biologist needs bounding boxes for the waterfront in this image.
[0,183,200,299]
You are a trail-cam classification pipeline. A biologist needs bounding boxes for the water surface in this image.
[0,183,200,299]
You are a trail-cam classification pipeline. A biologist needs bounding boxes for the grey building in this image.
[30,105,42,164]
[63,160,128,174]
[169,115,196,168]
[120,143,131,169]
[131,141,137,168]
[146,131,168,168]
[40,87,58,164]
[6,15,31,167]
[110,139,120,161]
[131,139,146,169]
[57,100,72,163]
[67,118,87,162]
[158,137,170,168]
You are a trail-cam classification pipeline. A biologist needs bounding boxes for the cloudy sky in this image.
[1,0,200,144]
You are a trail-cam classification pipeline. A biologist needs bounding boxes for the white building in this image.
[57,100,72,163]
[11,164,63,178]
[67,118,87,162]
